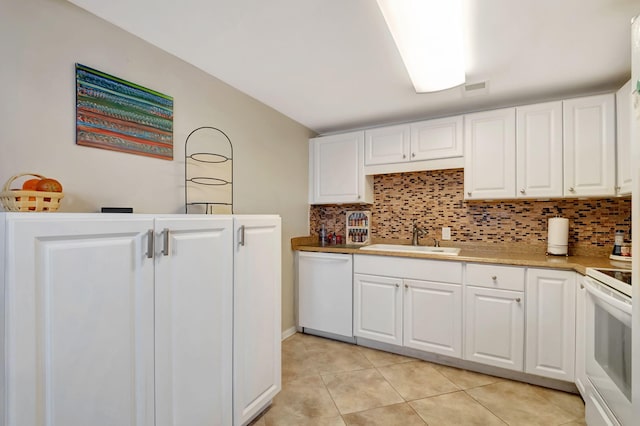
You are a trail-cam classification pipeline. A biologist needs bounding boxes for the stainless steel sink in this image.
[360,244,461,255]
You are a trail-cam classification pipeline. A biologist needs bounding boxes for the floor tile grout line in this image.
[462,387,512,425]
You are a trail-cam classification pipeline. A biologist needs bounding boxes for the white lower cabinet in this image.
[0,213,280,426]
[403,279,462,357]
[353,256,463,355]
[575,275,588,398]
[353,274,403,345]
[525,268,576,382]
[464,286,525,371]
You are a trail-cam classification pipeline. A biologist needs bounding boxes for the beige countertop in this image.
[291,236,630,275]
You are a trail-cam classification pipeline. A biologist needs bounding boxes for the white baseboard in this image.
[281,326,297,340]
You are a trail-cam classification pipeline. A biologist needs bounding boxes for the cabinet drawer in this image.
[465,263,525,291]
[354,254,462,284]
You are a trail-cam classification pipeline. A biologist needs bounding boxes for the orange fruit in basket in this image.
[36,178,63,192]
[22,178,40,190]
[21,178,41,206]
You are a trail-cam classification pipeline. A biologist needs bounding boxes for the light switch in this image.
[442,227,451,240]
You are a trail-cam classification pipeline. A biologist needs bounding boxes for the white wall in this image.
[0,0,312,332]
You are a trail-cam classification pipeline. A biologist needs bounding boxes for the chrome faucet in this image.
[411,220,427,246]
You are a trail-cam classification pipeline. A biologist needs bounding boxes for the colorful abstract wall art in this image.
[75,63,174,160]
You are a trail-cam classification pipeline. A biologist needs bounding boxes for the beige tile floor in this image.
[250,333,586,426]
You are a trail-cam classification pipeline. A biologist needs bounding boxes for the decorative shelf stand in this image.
[346,210,370,245]
[185,126,233,214]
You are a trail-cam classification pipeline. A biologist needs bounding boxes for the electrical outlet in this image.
[442,227,451,240]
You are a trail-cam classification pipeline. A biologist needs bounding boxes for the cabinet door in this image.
[353,274,403,345]
[464,286,524,371]
[464,108,516,199]
[563,94,616,197]
[616,81,632,196]
[309,131,372,204]
[155,216,233,426]
[575,276,588,398]
[403,279,462,357]
[3,214,155,426]
[233,216,281,426]
[410,115,463,161]
[525,269,576,381]
[364,124,410,165]
[298,252,353,338]
[516,101,563,198]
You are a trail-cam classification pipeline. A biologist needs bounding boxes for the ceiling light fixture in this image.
[376,0,465,93]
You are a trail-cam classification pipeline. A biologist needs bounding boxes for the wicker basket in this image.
[0,173,64,212]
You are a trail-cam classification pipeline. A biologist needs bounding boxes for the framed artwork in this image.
[75,63,174,160]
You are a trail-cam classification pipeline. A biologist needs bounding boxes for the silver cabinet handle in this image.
[239,225,245,247]
[395,283,399,288]
[402,154,406,159]
[580,284,584,289]
[467,191,471,196]
[161,228,170,256]
[520,189,525,194]
[146,229,154,259]
[412,153,416,158]
[491,275,497,280]
[405,284,409,289]
[515,297,521,303]
[568,187,575,192]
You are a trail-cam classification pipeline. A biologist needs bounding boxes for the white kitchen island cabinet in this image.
[1,213,156,426]
[0,213,281,426]
[155,216,234,426]
[233,215,282,426]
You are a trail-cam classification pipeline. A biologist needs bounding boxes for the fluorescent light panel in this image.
[377,0,465,93]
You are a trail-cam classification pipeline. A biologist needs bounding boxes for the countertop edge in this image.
[291,238,626,275]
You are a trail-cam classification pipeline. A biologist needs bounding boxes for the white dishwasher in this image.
[297,252,353,339]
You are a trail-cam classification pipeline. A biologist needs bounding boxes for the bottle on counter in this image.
[319,224,327,246]
[612,230,624,256]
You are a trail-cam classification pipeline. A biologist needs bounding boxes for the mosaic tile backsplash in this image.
[309,169,631,255]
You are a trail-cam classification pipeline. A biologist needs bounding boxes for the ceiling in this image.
[68,0,639,134]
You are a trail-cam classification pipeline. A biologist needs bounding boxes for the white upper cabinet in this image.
[410,115,464,161]
[516,101,563,198]
[616,80,632,196]
[309,131,373,204]
[365,124,411,165]
[363,117,464,174]
[563,94,616,197]
[464,108,516,200]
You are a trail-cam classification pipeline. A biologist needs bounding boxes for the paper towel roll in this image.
[548,217,569,255]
